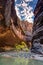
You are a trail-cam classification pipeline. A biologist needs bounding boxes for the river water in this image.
[0,52,43,65]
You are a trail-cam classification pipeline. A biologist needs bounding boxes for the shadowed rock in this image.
[31,0,43,54]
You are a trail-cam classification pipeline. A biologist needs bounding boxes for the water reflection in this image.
[0,56,43,65]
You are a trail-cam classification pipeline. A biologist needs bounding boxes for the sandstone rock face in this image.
[17,18,33,42]
[32,0,43,45]
[0,0,33,48]
[0,0,17,27]
[21,21,33,33]
[0,0,21,48]
[0,20,33,47]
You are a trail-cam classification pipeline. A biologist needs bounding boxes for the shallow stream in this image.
[0,52,43,65]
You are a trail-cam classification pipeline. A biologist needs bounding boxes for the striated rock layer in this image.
[0,0,17,27]
[32,0,43,44]
[0,0,33,49]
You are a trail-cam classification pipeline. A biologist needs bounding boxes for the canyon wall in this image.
[32,0,43,44]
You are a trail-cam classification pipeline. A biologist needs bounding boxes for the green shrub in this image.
[15,42,29,51]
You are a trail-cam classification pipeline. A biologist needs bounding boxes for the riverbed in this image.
[0,51,43,65]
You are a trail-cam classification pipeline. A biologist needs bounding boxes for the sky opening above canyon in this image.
[15,0,38,23]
